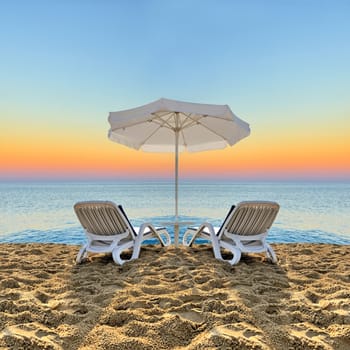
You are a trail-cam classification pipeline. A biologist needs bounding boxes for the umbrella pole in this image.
[174,113,179,247]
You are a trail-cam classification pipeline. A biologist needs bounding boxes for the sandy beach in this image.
[0,243,349,349]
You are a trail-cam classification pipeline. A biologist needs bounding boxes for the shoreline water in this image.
[1,181,350,245]
[1,226,350,245]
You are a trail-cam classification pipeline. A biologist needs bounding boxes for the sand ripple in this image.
[0,243,349,349]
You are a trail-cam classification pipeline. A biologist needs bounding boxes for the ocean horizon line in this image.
[1,178,349,185]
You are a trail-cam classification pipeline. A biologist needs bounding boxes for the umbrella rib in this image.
[153,111,173,118]
[180,114,209,130]
[180,128,187,148]
[152,118,172,129]
[110,113,174,133]
[184,114,231,143]
[138,114,174,145]
[179,113,191,128]
[181,119,198,129]
[152,114,175,130]
[110,119,154,132]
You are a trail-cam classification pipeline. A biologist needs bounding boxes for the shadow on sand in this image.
[1,243,349,349]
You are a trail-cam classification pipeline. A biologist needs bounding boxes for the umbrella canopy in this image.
[108,98,250,245]
[108,98,250,152]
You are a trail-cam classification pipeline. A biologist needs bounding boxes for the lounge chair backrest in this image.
[74,201,136,238]
[219,201,279,238]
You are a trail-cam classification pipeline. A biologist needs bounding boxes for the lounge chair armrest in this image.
[138,223,171,246]
[183,222,222,260]
[183,229,195,246]
[130,223,170,260]
[183,222,216,245]
[197,222,216,238]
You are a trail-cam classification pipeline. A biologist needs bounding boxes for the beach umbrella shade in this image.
[108,98,250,246]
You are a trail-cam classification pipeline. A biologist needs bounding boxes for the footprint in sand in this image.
[143,277,160,286]
[158,297,183,309]
[0,300,19,313]
[10,323,60,346]
[1,278,20,289]
[173,310,204,324]
[305,328,329,338]
[193,275,211,284]
[264,304,281,315]
[198,279,225,291]
[122,320,150,337]
[162,271,178,279]
[180,294,204,303]
[201,324,267,349]
[128,300,154,309]
[1,292,20,301]
[287,326,333,349]
[141,286,170,295]
[305,290,320,304]
[34,291,50,304]
[202,299,227,313]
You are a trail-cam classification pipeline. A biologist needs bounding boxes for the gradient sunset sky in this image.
[1,0,349,181]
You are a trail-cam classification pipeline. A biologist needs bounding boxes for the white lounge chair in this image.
[74,201,171,265]
[183,201,280,265]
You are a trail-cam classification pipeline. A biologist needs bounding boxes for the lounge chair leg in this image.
[112,249,125,265]
[266,244,277,264]
[219,241,241,265]
[112,241,136,265]
[131,238,142,260]
[76,244,88,264]
[227,247,241,265]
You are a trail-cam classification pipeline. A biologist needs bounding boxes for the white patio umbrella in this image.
[108,98,250,246]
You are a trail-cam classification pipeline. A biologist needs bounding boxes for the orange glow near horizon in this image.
[1,118,349,181]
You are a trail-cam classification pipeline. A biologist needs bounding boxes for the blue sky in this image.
[1,0,349,180]
[2,0,349,108]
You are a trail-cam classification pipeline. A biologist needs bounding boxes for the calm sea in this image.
[0,181,349,245]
